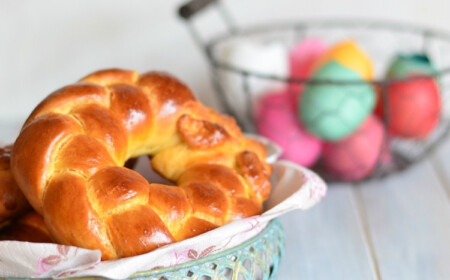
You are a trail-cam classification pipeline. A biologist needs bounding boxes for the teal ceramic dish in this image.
[1,219,284,280]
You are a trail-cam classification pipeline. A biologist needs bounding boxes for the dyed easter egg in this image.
[376,53,441,138]
[289,38,327,101]
[218,40,288,130]
[311,40,373,80]
[322,115,385,181]
[377,78,440,138]
[300,61,376,141]
[255,91,322,167]
[387,53,436,78]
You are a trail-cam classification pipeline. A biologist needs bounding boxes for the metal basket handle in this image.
[178,0,217,20]
[178,0,236,48]
[178,0,241,122]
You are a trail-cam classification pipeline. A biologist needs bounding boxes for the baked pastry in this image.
[1,147,48,241]
[11,69,272,259]
[0,146,30,226]
[0,211,53,243]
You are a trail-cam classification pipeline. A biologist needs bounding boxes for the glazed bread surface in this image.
[0,146,29,226]
[0,211,53,243]
[11,69,272,260]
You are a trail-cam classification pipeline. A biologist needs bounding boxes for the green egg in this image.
[299,61,376,141]
[387,53,436,78]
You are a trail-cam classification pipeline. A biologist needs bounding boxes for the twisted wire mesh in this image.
[205,20,450,181]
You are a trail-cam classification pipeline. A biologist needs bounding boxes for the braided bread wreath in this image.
[11,69,272,260]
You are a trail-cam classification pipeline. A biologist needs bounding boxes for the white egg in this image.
[215,39,288,130]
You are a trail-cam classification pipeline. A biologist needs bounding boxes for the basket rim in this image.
[204,18,450,84]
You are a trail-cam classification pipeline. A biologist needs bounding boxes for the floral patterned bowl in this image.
[130,219,285,280]
[1,219,284,280]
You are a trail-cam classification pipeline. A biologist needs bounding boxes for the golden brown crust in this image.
[43,172,116,259]
[232,197,263,219]
[12,113,83,213]
[109,84,153,146]
[178,164,246,196]
[25,83,109,126]
[72,104,128,163]
[182,182,228,223]
[89,167,149,214]
[0,211,53,243]
[148,184,192,233]
[138,72,196,114]
[177,114,231,149]
[107,205,175,258]
[236,151,271,201]
[178,217,218,240]
[55,135,116,177]
[81,68,138,86]
[11,68,272,259]
[0,146,30,224]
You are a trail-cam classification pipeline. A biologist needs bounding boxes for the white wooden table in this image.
[277,141,450,280]
[1,121,450,280]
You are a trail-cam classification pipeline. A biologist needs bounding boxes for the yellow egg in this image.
[311,40,373,80]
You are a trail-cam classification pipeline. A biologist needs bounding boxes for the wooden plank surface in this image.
[357,159,450,280]
[431,138,450,197]
[278,183,378,280]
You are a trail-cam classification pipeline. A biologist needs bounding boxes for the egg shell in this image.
[387,53,436,78]
[322,115,385,181]
[255,90,322,167]
[376,77,441,138]
[300,61,376,141]
[289,38,327,102]
[311,40,373,80]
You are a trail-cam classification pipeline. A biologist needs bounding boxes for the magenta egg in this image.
[322,115,386,181]
[288,38,327,103]
[255,90,322,167]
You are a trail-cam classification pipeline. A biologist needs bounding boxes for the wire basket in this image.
[179,0,450,182]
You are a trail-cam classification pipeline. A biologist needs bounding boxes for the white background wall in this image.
[1,0,450,124]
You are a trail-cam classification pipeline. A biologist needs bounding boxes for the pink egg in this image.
[255,90,322,167]
[289,38,327,103]
[322,115,386,181]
